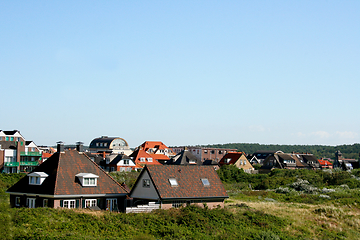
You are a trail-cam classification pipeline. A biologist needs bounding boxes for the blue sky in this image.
[1,1,359,147]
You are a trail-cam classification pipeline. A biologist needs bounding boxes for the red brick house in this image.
[130,165,228,209]
[7,142,128,212]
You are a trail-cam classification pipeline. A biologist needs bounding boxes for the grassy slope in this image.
[1,172,360,239]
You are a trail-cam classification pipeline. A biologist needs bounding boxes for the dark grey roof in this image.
[202,159,219,166]
[167,150,202,165]
[109,154,131,165]
[2,130,19,135]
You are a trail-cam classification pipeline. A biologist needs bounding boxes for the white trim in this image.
[7,192,127,198]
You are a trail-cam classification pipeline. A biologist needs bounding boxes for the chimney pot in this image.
[57,141,64,153]
[76,141,84,153]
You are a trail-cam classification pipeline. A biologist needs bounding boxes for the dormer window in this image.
[140,157,145,162]
[169,178,178,186]
[28,172,48,185]
[147,158,153,162]
[201,178,210,186]
[76,173,99,187]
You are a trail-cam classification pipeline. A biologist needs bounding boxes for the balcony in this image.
[20,152,42,157]
[20,161,39,166]
[4,162,19,167]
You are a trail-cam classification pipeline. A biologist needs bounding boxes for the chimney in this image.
[76,141,84,153]
[57,141,64,153]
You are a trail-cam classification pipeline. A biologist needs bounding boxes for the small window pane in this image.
[201,179,210,186]
[169,178,178,186]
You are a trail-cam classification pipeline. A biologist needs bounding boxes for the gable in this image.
[130,170,159,200]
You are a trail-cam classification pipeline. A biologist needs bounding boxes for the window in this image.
[169,178,178,186]
[28,172,48,185]
[76,173,99,187]
[143,179,150,188]
[211,150,215,154]
[63,200,76,209]
[140,157,145,162]
[243,160,246,165]
[85,199,97,208]
[43,199,48,207]
[204,150,208,153]
[123,159,130,165]
[27,198,36,208]
[172,201,185,208]
[147,158,153,162]
[106,198,117,211]
[201,178,210,186]
[189,159,196,164]
[111,167,115,172]
[6,137,9,141]
[31,147,35,152]
[240,160,243,165]
[225,158,231,164]
[100,143,103,147]
[10,137,14,141]
[104,143,107,147]
[96,143,99,146]
[17,137,21,141]
[15,197,20,207]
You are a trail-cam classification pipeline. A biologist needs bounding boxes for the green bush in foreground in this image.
[0,205,296,240]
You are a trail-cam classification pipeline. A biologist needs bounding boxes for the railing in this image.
[20,161,39,166]
[20,152,42,156]
[4,162,19,167]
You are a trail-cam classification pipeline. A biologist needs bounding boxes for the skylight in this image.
[169,178,178,186]
[201,178,210,186]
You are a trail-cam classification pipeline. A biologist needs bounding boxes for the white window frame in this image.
[139,157,145,162]
[28,172,48,185]
[27,198,36,208]
[63,200,76,209]
[147,158,153,162]
[43,199,48,207]
[85,199,97,208]
[76,173,99,187]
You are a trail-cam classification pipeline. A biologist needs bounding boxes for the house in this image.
[107,154,141,172]
[246,154,261,165]
[318,158,333,169]
[0,130,42,173]
[7,142,128,211]
[259,151,296,173]
[89,136,132,155]
[291,153,321,170]
[129,148,162,168]
[166,148,202,165]
[171,146,237,162]
[219,152,254,173]
[251,150,278,165]
[130,165,228,209]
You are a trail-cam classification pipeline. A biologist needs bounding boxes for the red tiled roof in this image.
[149,153,170,161]
[129,149,162,165]
[318,159,333,166]
[141,165,228,199]
[7,150,128,196]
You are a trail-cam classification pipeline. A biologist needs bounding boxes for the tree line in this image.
[199,143,360,159]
